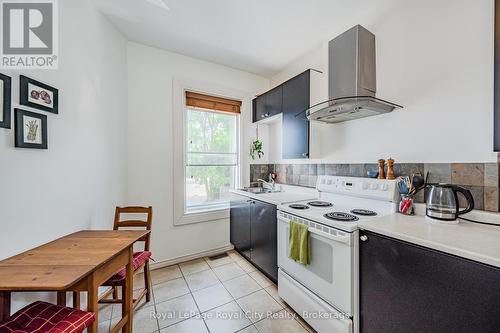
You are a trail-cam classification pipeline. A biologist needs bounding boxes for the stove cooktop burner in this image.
[288,204,310,210]
[308,201,333,208]
[324,212,359,222]
[350,209,377,216]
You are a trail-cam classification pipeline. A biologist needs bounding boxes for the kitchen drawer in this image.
[278,269,352,333]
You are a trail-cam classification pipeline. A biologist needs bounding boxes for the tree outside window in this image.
[186,107,238,212]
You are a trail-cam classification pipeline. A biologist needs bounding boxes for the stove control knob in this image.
[327,180,333,185]
[362,182,369,190]
[321,179,326,184]
[381,183,389,191]
[370,183,378,190]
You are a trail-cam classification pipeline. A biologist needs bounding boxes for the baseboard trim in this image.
[150,244,234,270]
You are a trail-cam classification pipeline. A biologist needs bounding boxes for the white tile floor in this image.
[97,250,315,333]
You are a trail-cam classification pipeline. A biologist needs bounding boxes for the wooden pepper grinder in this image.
[386,158,395,180]
[377,159,386,179]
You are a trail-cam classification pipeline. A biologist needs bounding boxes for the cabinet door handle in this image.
[360,235,368,242]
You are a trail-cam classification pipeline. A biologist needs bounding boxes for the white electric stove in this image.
[277,176,398,333]
[279,176,398,232]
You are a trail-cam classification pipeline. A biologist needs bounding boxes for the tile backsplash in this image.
[249,162,500,212]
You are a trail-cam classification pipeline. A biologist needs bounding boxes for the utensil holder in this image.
[399,194,415,215]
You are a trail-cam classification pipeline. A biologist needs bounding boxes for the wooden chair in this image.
[97,206,153,310]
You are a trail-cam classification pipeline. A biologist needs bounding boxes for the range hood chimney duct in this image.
[306,25,402,123]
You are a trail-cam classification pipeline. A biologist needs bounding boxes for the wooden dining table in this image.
[0,230,150,333]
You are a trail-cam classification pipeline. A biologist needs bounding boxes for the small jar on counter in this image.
[399,194,415,215]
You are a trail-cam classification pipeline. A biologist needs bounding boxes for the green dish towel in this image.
[288,220,310,265]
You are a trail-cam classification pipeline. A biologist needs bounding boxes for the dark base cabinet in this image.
[229,196,252,259]
[249,200,277,281]
[230,196,278,282]
[360,231,500,333]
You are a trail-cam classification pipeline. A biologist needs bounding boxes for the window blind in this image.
[185,91,241,114]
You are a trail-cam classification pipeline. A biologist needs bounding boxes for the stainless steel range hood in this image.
[306,25,402,123]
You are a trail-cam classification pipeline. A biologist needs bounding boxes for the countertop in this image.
[230,188,316,206]
[359,213,500,268]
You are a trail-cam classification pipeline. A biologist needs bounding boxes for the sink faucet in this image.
[257,173,276,191]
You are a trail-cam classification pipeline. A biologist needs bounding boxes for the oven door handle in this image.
[279,217,350,245]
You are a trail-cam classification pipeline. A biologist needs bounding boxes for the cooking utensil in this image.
[412,174,425,192]
[397,178,409,194]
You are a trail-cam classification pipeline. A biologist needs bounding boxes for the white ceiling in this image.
[95,0,398,77]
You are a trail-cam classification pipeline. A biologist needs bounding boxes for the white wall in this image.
[0,0,128,309]
[267,0,496,164]
[127,42,269,264]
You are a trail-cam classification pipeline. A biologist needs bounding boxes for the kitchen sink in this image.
[240,187,280,194]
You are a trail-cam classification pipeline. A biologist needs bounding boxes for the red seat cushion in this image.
[107,251,152,283]
[0,301,95,333]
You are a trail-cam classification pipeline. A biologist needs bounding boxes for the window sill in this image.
[174,208,230,226]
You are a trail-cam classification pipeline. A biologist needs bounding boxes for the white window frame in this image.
[172,78,247,226]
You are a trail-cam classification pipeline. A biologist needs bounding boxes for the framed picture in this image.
[20,75,58,114]
[0,73,11,129]
[15,109,48,149]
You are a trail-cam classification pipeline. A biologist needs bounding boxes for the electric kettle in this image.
[425,184,474,222]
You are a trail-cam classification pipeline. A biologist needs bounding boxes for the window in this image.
[184,92,241,214]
